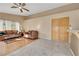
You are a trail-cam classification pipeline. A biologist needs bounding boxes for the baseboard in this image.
[66,43,75,56]
[69,46,75,56]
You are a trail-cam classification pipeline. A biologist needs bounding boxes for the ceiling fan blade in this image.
[11,6,18,8]
[20,9,23,13]
[22,3,26,6]
[19,3,22,6]
[23,8,29,11]
[14,3,18,6]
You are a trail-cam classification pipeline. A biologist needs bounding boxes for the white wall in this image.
[52,9,79,30]
[23,9,79,40]
[23,16,51,40]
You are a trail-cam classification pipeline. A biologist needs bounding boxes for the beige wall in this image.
[23,9,79,40]
[0,13,24,25]
[23,16,51,40]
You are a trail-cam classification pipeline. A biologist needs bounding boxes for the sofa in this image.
[24,30,38,40]
[0,30,22,41]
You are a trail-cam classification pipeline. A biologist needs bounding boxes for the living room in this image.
[0,3,79,56]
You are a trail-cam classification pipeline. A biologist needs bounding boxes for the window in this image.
[0,19,20,31]
[0,20,4,31]
[15,22,20,31]
[5,21,12,30]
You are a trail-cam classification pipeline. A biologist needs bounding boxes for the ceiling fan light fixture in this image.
[19,7,22,9]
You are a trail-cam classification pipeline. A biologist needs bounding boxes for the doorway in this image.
[52,17,69,43]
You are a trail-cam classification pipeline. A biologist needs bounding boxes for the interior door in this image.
[52,19,59,41]
[52,17,69,42]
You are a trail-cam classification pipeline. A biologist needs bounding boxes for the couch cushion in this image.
[5,30,17,35]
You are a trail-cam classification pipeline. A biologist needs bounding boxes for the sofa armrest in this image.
[0,36,4,41]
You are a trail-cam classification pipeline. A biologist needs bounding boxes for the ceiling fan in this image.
[11,3,29,13]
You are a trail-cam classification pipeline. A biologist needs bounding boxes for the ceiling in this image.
[0,3,70,16]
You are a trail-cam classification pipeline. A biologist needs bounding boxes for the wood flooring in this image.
[0,37,33,56]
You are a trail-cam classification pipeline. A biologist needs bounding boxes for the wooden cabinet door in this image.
[52,17,69,42]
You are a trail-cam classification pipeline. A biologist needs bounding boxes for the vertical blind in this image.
[0,20,20,31]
